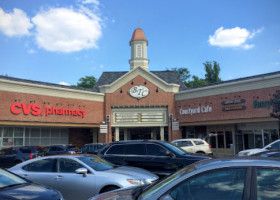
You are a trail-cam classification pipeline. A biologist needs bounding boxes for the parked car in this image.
[98,140,209,177]
[9,154,158,200]
[90,157,280,200]
[0,168,63,200]
[252,150,280,158]
[44,144,77,156]
[80,143,105,155]
[0,146,42,168]
[238,139,280,156]
[171,138,212,155]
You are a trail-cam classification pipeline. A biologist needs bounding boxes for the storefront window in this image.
[225,131,233,149]
[217,131,224,148]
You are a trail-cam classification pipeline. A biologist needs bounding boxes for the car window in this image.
[106,145,124,155]
[58,158,84,173]
[20,147,33,153]
[193,140,205,145]
[168,168,246,200]
[23,158,55,172]
[257,168,280,200]
[0,169,27,188]
[270,141,280,150]
[77,156,115,171]
[181,141,193,147]
[146,144,168,156]
[125,144,145,155]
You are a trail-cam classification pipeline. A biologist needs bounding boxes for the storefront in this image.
[176,72,280,156]
[0,27,280,155]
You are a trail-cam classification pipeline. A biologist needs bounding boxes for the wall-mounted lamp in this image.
[43,102,50,105]
[68,104,74,106]
[144,80,147,85]
[30,100,35,103]
[156,87,158,93]
[56,103,63,106]
[14,99,20,102]
[78,105,85,108]
[131,81,134,85]
[120,89,123,93]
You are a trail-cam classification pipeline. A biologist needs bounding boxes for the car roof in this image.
[108,140,166,145]
[172,139,204,142]
[192,157,280,171]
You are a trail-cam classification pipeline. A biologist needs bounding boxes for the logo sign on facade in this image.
[179,105,212,115]
[10,103,86,118]
[253,100,272,109]
[129,85,150,99]
[222,99,245,105]
[222,105,246,111]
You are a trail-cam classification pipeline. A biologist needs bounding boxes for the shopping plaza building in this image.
[0,27,279,156]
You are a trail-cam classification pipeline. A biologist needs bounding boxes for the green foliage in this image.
[74,76,96,89]
[185,75,208,87]
[271,90,280,119]
[171,67,191,83]
[204,61,222,83]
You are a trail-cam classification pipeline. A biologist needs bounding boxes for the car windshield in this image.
[0,169,27,189]
[138,164,196,199]
[161,142,187,155]
[77,155,116,171]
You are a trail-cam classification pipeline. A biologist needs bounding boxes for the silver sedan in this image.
[9,154,158,200]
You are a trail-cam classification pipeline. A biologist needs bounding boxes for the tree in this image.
[271,90,280,119]
[185,75,208,87]
[170,67,191,83]
[204,61,222,83]
[74,76,96,89]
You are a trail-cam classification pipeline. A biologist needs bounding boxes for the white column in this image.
[115,127,120,141]
[160,127,164,141]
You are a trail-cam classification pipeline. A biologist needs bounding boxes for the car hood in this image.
[0,183,62,200]
[107,166,158,180]
[238,148,265,156]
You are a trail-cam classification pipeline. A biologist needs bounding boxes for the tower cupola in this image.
[129,27,149,70]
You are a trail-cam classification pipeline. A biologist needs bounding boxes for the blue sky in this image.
[0,0,279,86]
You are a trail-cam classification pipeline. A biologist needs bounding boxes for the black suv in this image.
[0,146,42,168]
[80,143,105,154]
[98,140,209,176]
[44,144,76,156]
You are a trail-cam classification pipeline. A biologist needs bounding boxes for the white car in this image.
[238,139,280,156]
[171,139,212,155]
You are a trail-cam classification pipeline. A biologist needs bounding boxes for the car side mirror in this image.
[75,168,88,177]
[165,151,173,158]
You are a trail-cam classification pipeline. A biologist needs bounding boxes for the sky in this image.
[0,0,279,86]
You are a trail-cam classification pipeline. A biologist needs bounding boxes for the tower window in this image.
[136,45,142,57]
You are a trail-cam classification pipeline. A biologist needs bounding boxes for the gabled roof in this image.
[93,70,187,92]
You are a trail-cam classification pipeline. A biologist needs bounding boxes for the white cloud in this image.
[0,8,33,37]
[82,0,99,5]
[100,64,104,68]
[209,27,262,49]
[58,81,70,86]
[32,7,102,53]
[28,49,36,54]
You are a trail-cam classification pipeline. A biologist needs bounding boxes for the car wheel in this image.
[100,185,119,193]
[196,151,205,154]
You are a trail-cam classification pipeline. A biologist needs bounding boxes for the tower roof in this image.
[130,28,147,43]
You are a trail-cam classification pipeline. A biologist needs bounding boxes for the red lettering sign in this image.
[10,103,86,118]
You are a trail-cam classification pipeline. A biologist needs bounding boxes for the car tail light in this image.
[209,145,211,149]
[30,153,33,159]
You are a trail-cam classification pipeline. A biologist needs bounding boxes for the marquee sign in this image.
[129,85,150,99]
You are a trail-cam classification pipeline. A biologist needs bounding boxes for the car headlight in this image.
[127,179,146,186]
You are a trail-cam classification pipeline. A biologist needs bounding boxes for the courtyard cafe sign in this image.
[179,105,212,115]
[10,103,86,118]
